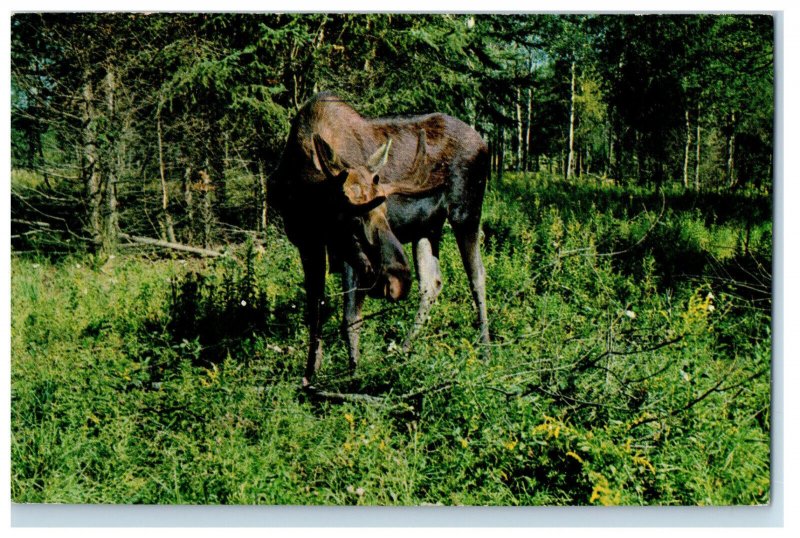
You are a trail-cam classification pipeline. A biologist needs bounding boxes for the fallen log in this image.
[119,233,223,257]
[302,382,454,409]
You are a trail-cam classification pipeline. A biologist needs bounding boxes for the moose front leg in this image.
[342,263,366,371]
[402,238,443,353]
[300,246,327,388]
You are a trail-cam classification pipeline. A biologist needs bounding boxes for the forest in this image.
[11,13,774,506]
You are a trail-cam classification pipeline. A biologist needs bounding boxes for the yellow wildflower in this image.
[566,451,583,463]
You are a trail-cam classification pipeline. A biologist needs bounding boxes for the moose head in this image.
[312,130,434,302]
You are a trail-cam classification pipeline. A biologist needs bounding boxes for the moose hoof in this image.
[301,377,316,391]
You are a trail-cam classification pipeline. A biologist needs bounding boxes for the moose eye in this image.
[373,175,380,185]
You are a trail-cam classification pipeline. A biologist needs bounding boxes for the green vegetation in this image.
[11,14,773,254]
[10,12,773,507]
[11,172,771,505]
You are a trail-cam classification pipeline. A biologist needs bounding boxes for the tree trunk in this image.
[516,87,523,172]
[585,147,590,175]
[30,62,52,189]
[81,77,102,246]
[727,112,737,189]
[290,43,302,111]
[258,161,268,233]
[654,160,664,194]
[695,105,702,190]
[101,67,118,254]
[103,168,118,254]
[635,131,643,186]
[490,136,496,179]
[683,108,692,189]
[607,127,615,179]
[208,143,226,214]
[488,139,494,180]
[157,110,176,243]
[37,133,52,190]
[363,18,374,72]
[497,126,505,182]
[566,61,577,180]
[524,87,532,173]
[198,170,214,249]
[758,152,771,191]
[183,166,195,245]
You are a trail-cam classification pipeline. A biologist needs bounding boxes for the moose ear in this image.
[366,138,392,174]
[313,134,342,179]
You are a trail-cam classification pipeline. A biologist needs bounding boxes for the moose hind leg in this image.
[402,238,443,352]
[454,226,490,350]
[342,264,366,371]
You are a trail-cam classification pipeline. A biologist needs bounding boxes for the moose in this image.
[271,92,490,387]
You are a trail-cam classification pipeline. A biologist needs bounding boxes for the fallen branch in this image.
[628,366,769,431]
[305,390,387,405]
[12,218,51,228]
[303,382,454,408]
[577,335,684,372]
[521,384,631,412]
[11,230,46,239]
[118,233,224,257]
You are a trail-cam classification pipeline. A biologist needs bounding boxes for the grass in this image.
[10,172,772,505]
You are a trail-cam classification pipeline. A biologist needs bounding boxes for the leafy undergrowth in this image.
[11,173,771,505]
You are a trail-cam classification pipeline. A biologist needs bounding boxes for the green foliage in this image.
[10,13,773,258]
[9,13,774,505]
[11,176,770,505]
